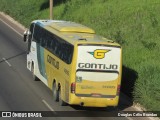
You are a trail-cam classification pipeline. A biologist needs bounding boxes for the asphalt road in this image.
[0,14,149,120]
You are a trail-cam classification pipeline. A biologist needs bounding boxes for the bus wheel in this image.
[53,83,59,102]
[58,88,67,106]
[31,64,38,81]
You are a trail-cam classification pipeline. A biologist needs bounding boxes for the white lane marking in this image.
[0,18,23,37]
[2,58,11,67]
[42,99,56,112]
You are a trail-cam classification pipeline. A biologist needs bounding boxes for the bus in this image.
[24,20,122,107]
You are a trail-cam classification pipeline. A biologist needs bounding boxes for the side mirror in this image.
[23,30,31,42]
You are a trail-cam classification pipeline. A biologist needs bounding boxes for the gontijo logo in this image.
[88,49,110,59]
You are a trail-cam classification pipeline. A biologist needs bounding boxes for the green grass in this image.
[1,0,160,111]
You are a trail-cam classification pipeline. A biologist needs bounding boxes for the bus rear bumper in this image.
[69,95,119,107]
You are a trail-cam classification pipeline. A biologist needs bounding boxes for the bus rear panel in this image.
[70,44,122,107]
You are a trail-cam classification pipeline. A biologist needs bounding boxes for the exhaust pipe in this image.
[80,102,84,106]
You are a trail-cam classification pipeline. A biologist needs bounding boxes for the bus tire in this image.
[58,87,67,106]
[53,83,59,102]
[31,64,39,81]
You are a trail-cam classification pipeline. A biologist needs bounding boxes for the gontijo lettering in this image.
[78,63,118,70]
[47,55,59,69]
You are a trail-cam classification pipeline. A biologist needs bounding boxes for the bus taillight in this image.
[71,82,76,93]
[117,85,121,95]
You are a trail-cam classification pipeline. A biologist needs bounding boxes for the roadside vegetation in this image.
[0,0,160,111]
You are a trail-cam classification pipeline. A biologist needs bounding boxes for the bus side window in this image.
[33,25,40,43]
[34,26,74,64]
[56,38,62,57]
[38,28,46,48]
[47,34,52,51]
[42,33,47,48]
[67,44,73,64]
[52,35,58,54]
[61,43,67,61]
[38,28,43,45]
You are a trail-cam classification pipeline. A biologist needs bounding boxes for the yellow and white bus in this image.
[24,20,122,107]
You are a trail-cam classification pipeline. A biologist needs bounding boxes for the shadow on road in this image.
[118,65,138,110]
[121,66,138,99]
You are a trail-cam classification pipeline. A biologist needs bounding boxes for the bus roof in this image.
[49,21,95,34]
[32,20,120,46]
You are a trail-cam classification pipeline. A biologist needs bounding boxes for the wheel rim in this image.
[59,89,61,101]
[53,84,56,97]
[31,65,35,79]
[53,83,59,101]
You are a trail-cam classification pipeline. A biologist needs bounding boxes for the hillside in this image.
[0,0,160,111]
